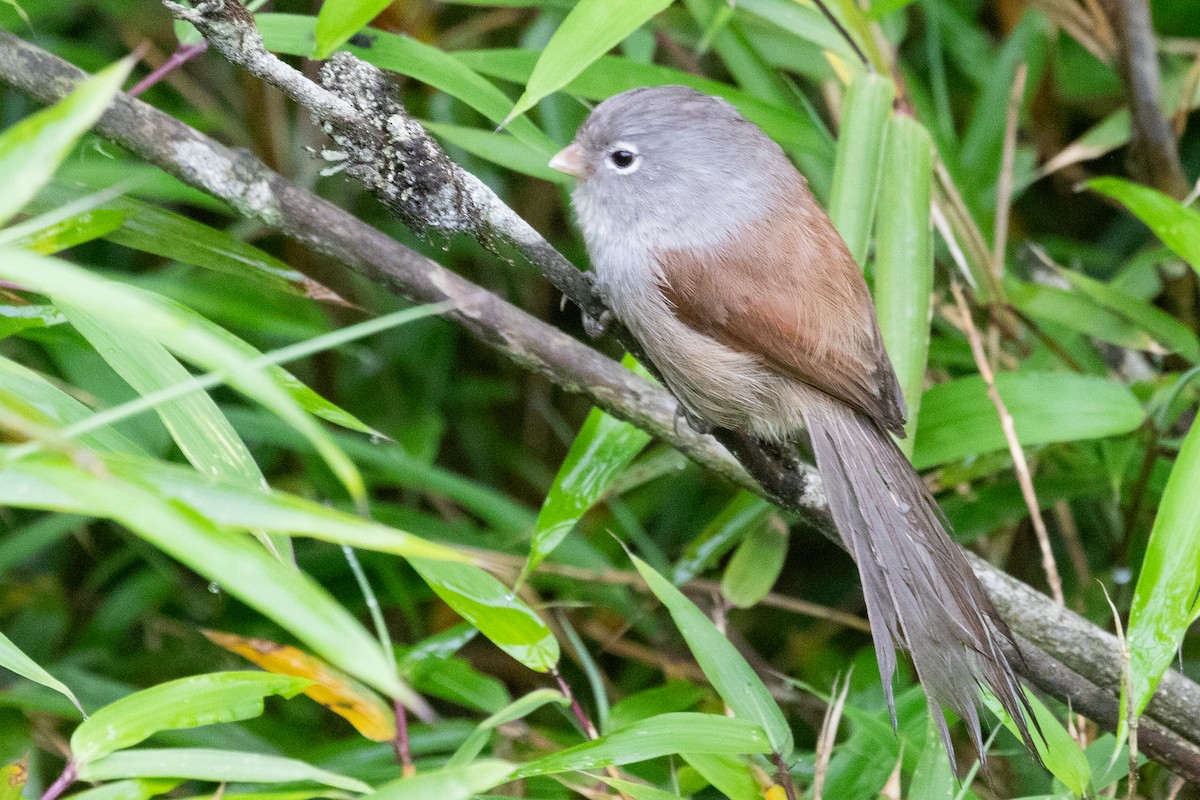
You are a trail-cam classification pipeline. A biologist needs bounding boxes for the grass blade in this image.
[0,58,131,225]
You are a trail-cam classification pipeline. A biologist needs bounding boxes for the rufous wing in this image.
[654,184,908,436]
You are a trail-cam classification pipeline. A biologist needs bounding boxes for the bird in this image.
[548,84,1035,760]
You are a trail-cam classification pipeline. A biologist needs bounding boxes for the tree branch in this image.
[2,23,1199,779]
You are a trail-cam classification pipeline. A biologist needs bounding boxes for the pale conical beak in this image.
[549,142,586,177]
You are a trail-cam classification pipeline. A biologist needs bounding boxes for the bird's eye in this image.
[609,150,637,169]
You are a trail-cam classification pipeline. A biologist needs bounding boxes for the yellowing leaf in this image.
[203,630,396,741]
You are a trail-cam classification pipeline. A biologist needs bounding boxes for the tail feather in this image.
[803,400,1036,763]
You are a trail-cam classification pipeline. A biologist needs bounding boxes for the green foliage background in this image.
[0,0,1199,798]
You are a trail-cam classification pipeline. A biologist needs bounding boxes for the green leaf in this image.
[104,455,466,563]
[0,631,83,714]
[448,689,568,766]
[1054,267,1200,363]
[1088,177,1200,271]
[504,0,674,124]
[422,121,568,184]
[0,249,364,502]
[366,761,516,800]
[983,688,1092,796]
[828,73,894,268]
[513,713,772,777]
[673,491,773,584]
[0,58,132,225]
[63,779,181,800]
[679,753,761,800]
[313,0,391,59]
[0,759,26,800]
[456,48,826,160]
[0,305,66,339]
[720,517,787,608]
[908,717,956,800]
[5,209,125,254]
[596,778,682,800]
[62,305,281,537]
[409,558,559,672]
[874,114,934,450]
[0,453,404,700]
[913,372,1145,470]
[524,355,652,578]
[1124,413,1200,727]
[1008,278,1160,353]
[71,672,310,764]
[77,750,370,793]
[0,357,143,455]
[29,182,313,297]
[607,681,705,732]
[631,555,793,757]
[148,293,380,437]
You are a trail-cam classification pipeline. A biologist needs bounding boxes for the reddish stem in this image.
[128,42,208,97]
[392,697,414,777]
[773,753,798,800]
[39,759,76,800]
[552,667,598,739]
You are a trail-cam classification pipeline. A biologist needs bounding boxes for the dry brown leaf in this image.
[203,629,396,741]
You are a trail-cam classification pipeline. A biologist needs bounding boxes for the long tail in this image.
[803,399,1036,762]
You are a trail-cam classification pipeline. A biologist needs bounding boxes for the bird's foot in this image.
[674,403,713,437]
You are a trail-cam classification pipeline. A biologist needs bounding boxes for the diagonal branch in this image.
[3,23,1200,780]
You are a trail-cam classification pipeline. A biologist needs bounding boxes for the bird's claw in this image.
[674,403,713,436]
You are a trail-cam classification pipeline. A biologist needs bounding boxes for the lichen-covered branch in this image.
[2,24,1200,778]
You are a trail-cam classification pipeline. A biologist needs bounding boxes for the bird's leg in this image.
[578,271,615,338]
[758,435,804,474]
[674,402,713,437]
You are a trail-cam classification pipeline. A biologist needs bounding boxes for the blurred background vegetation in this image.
[1,0,1199,798]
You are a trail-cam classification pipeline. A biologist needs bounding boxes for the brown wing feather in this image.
[655,182,907,436]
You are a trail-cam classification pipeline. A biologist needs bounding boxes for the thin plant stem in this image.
[951,281,1065,606]
[128,42,208,97]
[772,752,799,800]
[392,696,414,777]
[39,760,76,800]
[552,666,599,740]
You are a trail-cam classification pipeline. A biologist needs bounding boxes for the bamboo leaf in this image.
[365,761,516,800]
[0,249,365,502]
[0,453,405,699]
[313,0,391,59]
[448,689,568,766]
[913,372,1145,469]
[720,517,787,608]
[828,74,894,268]
[874,114,934,449]
[1088,177,1200,271]
[524,354,652,579]
[983,688,1092,796]
[202,631,396,742]
[78,750,370,793]
[504,0,674,124]
[410,558,560,672]
[0,631,83,715]
[71,672,310,764]
[1123,414,1200,728]
[0,58,132,225]
[513,713,772,777]
[631,555,793,757]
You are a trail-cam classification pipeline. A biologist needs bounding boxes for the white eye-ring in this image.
[605,142,641,173]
